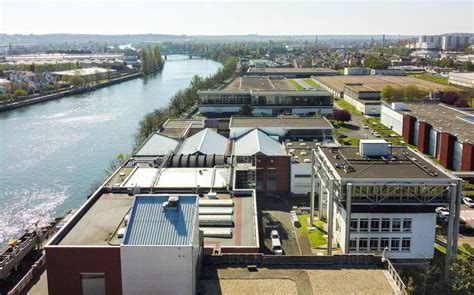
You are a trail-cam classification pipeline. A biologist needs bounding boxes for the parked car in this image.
[462,196,474,208]
[372,131,381,137]
[435,207,449,214]
[361,124,369,129]
[270,230,283,255]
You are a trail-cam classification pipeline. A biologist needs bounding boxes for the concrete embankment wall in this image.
[0,72,142,112]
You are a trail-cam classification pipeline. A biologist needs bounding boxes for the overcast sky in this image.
[1,0,472,35]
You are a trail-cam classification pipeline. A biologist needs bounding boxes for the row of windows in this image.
[349,237,411,252]
[350,218,412,233]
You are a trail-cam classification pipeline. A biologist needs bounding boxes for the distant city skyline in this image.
[1,0,473,36]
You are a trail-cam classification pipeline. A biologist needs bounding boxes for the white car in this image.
[372,131,381,137]
[435,207,449,214]
[361,125,369,129]
[270,230,283,255]
[462,197,474,208]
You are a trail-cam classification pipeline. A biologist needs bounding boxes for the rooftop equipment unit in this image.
[199,199,234,207]
[199,215,233,226]
[117,228,126,238]
[199,207,234,215]
[359,139,389,157]
[207,192,218,199]
[163,196,179,210]
[200,228,233,238]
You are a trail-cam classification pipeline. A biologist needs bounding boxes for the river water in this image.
[0,55,221,244]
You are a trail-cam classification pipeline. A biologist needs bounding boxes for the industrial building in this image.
[342,84,381,115]
[448,72,474,89]
[198,89,333,116]
[198,76,334,116]
[45,194,201,295]
[310,140,462,260]
[380,102,474,178]
[245,67,337,78]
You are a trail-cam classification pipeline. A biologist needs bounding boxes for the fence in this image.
[7,254,46,295]
[204,253,382,267]
[385,258,408,295]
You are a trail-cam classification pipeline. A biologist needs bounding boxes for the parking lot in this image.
[258,194,311,256]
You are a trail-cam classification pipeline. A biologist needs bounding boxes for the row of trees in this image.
[363,56,390,69]
[140,45,164,75]
[441,91,469,107]
[380,84,429,102]
[0,62,80,73]
[134,56,238,147]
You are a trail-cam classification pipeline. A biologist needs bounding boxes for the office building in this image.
[311,140,462,259]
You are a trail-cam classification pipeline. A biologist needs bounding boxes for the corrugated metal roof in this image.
[178,128,228,155]
[135,133,179,156]
[234,129,286,156]
[123,195,198,246]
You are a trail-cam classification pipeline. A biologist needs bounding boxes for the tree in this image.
[449,256,474,294]
[404,84,427,102]
[69,73,86,87]
[239,104,253,116]
[461,61,474,71]
[381,85,394,101]
[363,56,389,69]
[454,98,468,107]
[13,89,28,97]
[441,91,459,105]
[333,109,351,122]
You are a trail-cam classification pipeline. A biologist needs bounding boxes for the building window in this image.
[392,218,401,232]
[380,238,389,250]
[381,219,390,232]
[359,219,369,232]
[358,238,368,252]
[402,238,411,251]
[391,238,400,251]
[294,174,311,178]
[81,273,106,295]
[256,169,264,191]
[370,238,379,251]
[349,239,357,251]
[403,219,412,232]
[370,219,380,232]
[267,169,277,192]
[350,219,358,232]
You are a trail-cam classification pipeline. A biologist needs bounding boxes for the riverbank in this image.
[0,72,143,112]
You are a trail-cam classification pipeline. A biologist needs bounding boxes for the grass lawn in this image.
[362,117,409,146]
[297,214,327,247]
[303,79,322,89]
[289,79,304,91]
[415,74,449,85]
[334,98,363,115]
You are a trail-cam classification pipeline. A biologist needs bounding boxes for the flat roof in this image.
[397,103,474,143]
[59,193,133,246]
[247,67,337,74]
[314,75,460,93]
[319,146,452,180]
[123,195,198,246]
[225,76,295,91]
[284,139,323,163]
[55,190,258,249]
[160,119,205,139]
[124,167,230,188]
[230,116,333,129]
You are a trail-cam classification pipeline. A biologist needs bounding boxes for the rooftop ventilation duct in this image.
[163,195,179,210]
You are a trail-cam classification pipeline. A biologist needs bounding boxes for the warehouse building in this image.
[380,103,474,177]
[448,72,474,89]
[311,140,462,260]
[245,67,337,78]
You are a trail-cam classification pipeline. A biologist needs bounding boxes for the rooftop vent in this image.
[163,196,179,210]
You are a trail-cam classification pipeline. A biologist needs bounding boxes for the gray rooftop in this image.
[178,128,229,155]
[123,195,198,246]
[230,116,333,129]
[234,129,286,156]
[397,103,474,144]
[320,146,452,180]
[135,133,179,156]
[58,193,133,246]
